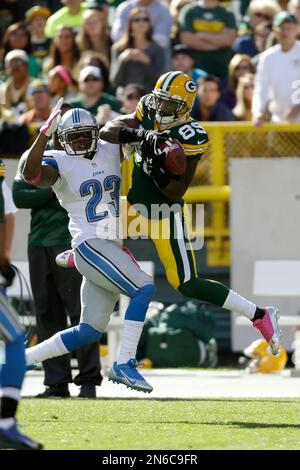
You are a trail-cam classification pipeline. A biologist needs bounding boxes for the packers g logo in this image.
[185,80,197,93]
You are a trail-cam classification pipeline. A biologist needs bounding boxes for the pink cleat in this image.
[253,307,281,356]
[55,249,75,268]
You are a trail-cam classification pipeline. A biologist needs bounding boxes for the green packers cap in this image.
[273,11,298,27]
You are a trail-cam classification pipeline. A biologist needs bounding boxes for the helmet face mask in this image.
[152,71,196,129]
[57,108,99,156]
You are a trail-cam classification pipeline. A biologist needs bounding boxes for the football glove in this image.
[140,130,172,158]
[141,151,165,178]
[40,97,63,137]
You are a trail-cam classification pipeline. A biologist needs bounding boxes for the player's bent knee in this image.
[61,323,102,351]
[133,283,155,302]
[178,278,194,297]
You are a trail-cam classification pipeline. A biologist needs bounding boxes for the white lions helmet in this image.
[57,108,99,156]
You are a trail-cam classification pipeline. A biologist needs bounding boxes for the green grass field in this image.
[18,397,300,450]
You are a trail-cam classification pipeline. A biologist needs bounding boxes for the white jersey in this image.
[42,140,121,249]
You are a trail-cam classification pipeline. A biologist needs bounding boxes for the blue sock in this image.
[124,284,155,323]
[60,323,102,352]
[116,284,155,364]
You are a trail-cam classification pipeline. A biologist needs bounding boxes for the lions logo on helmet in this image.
[152,71,197,129]
[57,108,99,157]
[242,339,287,374]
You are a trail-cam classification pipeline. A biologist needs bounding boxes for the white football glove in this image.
[40,97,63,137]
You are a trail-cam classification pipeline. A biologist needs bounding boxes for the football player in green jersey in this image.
[99,70,281,355]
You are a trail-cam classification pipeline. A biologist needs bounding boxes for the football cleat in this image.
[0,421,43,450]
[253,306,282,356]
[108,358,153,393]
[55,249,75,268]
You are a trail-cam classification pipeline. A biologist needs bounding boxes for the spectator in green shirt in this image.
[45,0,87,39]
[179,0,237,87]
[68,65,121,116]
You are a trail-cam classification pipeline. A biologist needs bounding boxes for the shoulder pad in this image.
[173,120,209,158]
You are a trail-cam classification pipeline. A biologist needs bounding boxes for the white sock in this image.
[222,289,256,320]
[0,418,15,429]
[26,332,69,365]
[0,387,20,401]
[117,320,144,365]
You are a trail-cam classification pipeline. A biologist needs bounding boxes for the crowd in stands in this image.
[0,0,300,140]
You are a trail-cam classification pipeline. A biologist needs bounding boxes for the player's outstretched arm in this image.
[99,113,170,151]
[99,113,140,143]
[22,99,62,188]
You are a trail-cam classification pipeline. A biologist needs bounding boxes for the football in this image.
[161,139,186,176]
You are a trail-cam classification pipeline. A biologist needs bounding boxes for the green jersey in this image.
[127,94,209,213]
[179,4,237,78]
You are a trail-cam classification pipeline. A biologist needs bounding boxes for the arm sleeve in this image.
[13,153,55,209]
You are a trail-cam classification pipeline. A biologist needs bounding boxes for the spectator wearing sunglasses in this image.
[234,1,280,55]
[110,7,165,94]
[238,0,280,37]
[111,0,173,69]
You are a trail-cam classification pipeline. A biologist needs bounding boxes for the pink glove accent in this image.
[40,97,63,137]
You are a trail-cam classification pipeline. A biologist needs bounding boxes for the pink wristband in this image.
[24,171,42,184]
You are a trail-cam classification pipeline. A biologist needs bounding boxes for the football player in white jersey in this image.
[22,99,155,393]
